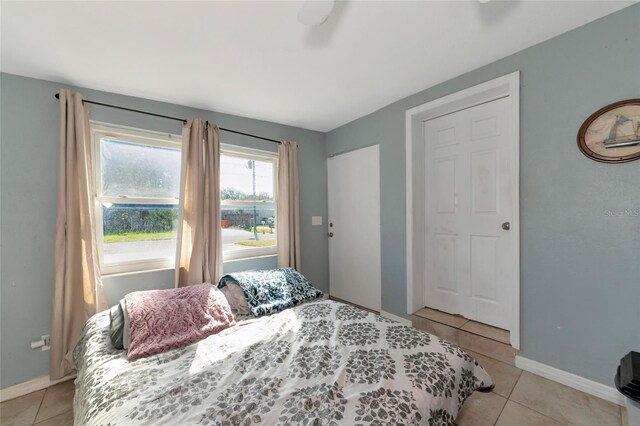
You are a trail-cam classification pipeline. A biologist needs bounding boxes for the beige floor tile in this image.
[510,372,621,426]
[412,316,460,344]
[34,380,75,423]
[455,391,507,426]
[413,307,469,328]
[496,401,565,426]
[458,330,516,365]
[461,320,510,344]
[464,349,522,398]
[0,390,45,426]
[34,409,73,426]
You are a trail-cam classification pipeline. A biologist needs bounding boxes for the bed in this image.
[73,298,493,425]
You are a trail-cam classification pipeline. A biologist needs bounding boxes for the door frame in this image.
[405,71,520,349]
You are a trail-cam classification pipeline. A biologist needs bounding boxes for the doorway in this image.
[406,72,520,348]
[327,145,381,312]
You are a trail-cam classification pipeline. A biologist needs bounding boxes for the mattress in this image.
[73,299,493,425]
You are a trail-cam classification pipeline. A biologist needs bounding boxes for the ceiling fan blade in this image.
[298,0,335,26]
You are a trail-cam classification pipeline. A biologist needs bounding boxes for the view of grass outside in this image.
[247,225,274,234]
[98,139,278,265]
[104,231,175,244]
[219,154,276,252]
[221,206,276,249]
[102,201,276,250]
[103,227,276,246]
[235,240,275,247]
[227,225,276,247]
[102,204,178,243]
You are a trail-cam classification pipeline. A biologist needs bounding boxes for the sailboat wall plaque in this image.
[578,99,640,163]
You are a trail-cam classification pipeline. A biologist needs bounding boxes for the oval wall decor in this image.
[577,99,640,163]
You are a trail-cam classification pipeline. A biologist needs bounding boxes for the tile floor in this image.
[413,307,516,365]
[1,307,626,426]
[1,380,74,425]
[414,307,625,426]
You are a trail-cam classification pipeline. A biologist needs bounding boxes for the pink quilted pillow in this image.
[124,284,235,360]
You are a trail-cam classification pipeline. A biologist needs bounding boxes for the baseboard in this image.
[515,356,624,406]
[325,294,411,326]
[380,310,412,326]
[0,374,75,402]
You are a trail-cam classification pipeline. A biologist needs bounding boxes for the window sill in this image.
[223,254,277,264]
[101,266,174,278]
[100,255,278,278]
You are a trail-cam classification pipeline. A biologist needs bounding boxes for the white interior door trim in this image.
[406,71,520,349]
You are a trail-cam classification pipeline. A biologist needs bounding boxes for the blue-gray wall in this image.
[326,5,640,386]
[2,4,639,392]
[0,73,329,388]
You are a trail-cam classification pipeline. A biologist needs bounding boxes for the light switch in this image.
[312,216,323,226]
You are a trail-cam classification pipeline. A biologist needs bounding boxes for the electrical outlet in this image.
[31,334,51,351]
[42,334,50,351]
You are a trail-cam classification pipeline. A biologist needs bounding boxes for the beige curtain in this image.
[276,141,301,269]
[50,89,106,380]
[175,119,222,287]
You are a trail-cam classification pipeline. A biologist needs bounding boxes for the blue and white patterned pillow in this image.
[217,268,323,317]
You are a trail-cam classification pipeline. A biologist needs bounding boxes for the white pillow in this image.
[220,283,251,316]
[120,298,130,349]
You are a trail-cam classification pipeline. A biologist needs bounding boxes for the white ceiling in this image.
[1,1,634,132]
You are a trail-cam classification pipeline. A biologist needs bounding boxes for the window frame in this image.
[90,123,182,275]
[220,144,278,261]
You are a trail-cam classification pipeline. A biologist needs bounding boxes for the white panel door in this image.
[328,145,381,311]
[424,97,515,329]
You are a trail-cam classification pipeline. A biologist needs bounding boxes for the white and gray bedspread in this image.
[73,299,493,425]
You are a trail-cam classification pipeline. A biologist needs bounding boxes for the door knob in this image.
[328,232,334,238]
[502,222,510,231]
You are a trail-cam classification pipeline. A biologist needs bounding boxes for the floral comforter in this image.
[73,299,493,425]
[218,268,324,317]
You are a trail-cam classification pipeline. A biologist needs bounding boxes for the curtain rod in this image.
[54,93,282,145]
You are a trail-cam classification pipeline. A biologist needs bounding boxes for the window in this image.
[220,146,277,260]
[91,124,182,274]
[91,125,276,273]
